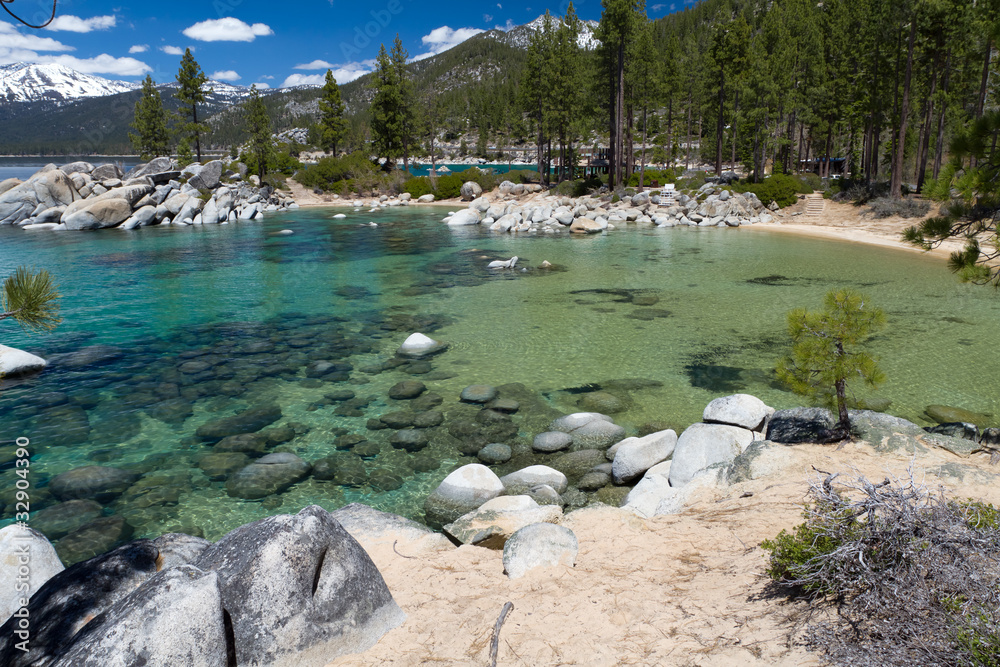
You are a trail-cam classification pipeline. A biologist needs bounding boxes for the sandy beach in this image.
[329,441,999,666]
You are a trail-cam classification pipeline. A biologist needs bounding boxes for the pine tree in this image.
[318,70,347,156]
[777,289,886,438]
[128,75,169,160]
[369,43,403,168]
[174,49,212,163]
[242,85,276,182]
[0,267,61,333]
[390,35,416,171]
[904,110,1000,286]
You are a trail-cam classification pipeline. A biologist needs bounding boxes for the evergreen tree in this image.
[318,70,348,156]
[904,110,1000,286]
[128,75,169,160]
[596,0,645,189]
[777,289,886,439]
[242,85,276,182]
[521,11,555,182]
[390,35,416,172]
[174,48,212,163]
[1,267,60,333]
[369,38,416,170]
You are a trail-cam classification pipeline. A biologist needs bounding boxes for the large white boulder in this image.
[444,496,562,547]
[0,345,47,378]
[500,465,568,494]
[0,526,64,625]
[502,523,578,579]
[424,464,504,527]
[703,394,773,431]
[445,209,480,226]
[611,429,677,483]
[668,423,755,487]
[460,181,482,201]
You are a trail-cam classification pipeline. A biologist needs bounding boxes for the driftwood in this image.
[489,601,514,667]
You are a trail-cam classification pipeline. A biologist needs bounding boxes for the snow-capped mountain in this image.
[0,63,140,104]
[494,14,601,50]
[159,79,260,105]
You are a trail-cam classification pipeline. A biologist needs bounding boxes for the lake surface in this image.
[0,156,142,182]
[2,209,998,560]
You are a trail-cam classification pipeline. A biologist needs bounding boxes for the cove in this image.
[1,207,998,559]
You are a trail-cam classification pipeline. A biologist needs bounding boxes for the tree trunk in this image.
[731,90,739,171]
[639,104,648,191]
[192,103,202,163]
[890,20,916,200]
[932,52,951,180]
[715,64,724,176]
[834,376,850,435]
[976,38,993,119]
[614,40,625,187]
[916,55,939,192]
[685,84,693,170]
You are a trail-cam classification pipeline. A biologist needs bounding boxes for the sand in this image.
[328,442,1000,667]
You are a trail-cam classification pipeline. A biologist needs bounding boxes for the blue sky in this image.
[0,0,692,86]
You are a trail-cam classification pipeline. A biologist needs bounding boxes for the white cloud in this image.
[260,74,274,79]
[254,82,270,89]
[280,73,324,88]
[39,54,151,76]
[495,19,517,32]
[129,44,149,54]
[413,26,484,61]
[182,18,273,43]
[484,14,493,22]
[281,59,374,87]
[0,22,73,52]
[293,59,335,70]
[44,15,116,33]
[161,45,184,55]
[211,70,240,81]
[652,3,667,10]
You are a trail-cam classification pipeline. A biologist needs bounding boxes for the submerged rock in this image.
[225,452,311,500]
[48,466,140,503]
[195,403,282,441]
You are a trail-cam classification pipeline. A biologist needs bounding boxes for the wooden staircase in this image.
[803,192,825,219]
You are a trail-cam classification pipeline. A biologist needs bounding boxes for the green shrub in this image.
[294,151,378,190]
[403,176,433,198]
[626,168,676,187]
[552,178,600,197]
[433,173,464,199]
[505,169,540,184]
[733,174,802,208]
[797,172,823,193]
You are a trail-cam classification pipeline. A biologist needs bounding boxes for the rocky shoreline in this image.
[0,390,995,665]
[0,158,298,231]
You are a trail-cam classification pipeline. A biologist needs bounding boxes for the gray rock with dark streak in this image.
[50,565,227,667]
[765,407,841,444]
[188,160,224,190]
[0,540,160,666]
[194,505,405,666]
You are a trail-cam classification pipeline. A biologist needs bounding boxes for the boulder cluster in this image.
[0,158,298,231]
[445,179,777,234]
[0,506,404,667]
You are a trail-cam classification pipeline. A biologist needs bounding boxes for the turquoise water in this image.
[2,208,999,559]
